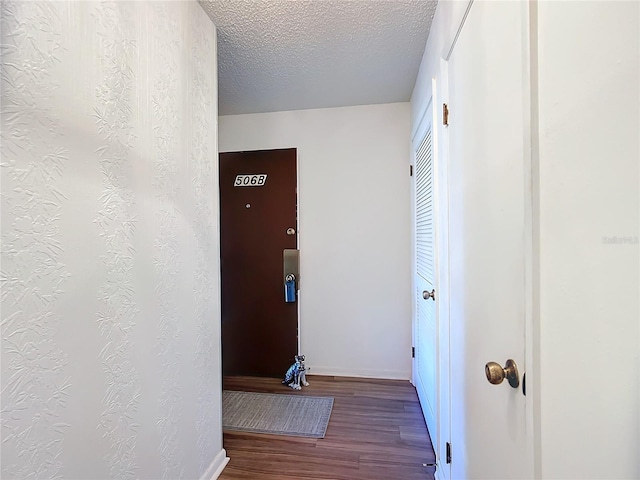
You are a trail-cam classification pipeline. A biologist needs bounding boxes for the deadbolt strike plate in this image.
[283,249,299,285]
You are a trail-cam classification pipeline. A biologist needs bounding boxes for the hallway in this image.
[220,376,436,480]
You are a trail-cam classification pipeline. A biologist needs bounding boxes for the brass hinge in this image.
[443,103,449,126]
[410,165,414,176]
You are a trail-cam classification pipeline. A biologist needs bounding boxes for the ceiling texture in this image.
[199,0,438,116]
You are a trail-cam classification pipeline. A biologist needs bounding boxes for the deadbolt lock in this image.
[485,359,520,388]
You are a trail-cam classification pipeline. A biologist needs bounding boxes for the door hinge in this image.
[411,346,415,358]
[446,442,452,464]
[443,103,449,126]
[410,165,414,176]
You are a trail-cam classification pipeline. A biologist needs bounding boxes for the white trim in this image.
[412,95,434,144]
[522,1,541,477]
[199,449,230,480]
[307,365,410,381]
[443,0,475,61]
[295,148,302,356]
[432,71,452,480]
[430,77,441,466]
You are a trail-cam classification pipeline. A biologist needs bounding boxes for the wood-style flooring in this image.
[220,375,436,480]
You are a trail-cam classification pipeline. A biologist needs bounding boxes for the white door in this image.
[412,99,437,443]
[447,1,533,478]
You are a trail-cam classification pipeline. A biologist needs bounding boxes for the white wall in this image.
[537,2,639,478]
[219,103,412,380]
[1,2,227,479]
[411,0,640,478]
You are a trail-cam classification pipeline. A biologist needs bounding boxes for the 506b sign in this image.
[234,174,267,187]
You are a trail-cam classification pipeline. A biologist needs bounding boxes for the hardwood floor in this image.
[220,375,436,480]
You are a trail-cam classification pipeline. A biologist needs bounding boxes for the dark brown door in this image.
[219,148,298,377]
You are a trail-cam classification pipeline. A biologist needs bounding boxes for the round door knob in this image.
[423,289,435,301]
[485,359,519,388]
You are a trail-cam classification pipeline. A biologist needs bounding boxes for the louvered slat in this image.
[415,128,434,281]
[414,109,436,452]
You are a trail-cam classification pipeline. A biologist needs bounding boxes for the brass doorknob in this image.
[485,359,519,388]
[423,289,435,301]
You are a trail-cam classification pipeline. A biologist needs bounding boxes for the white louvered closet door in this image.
[413,100,437,439]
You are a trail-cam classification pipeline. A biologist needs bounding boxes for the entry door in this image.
[447,1,532,478]
[219,148,298,377]
[413,99,438,442]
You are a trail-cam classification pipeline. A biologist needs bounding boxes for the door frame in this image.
[411,85,452,479]
[411,91,436,433]
[522,2,540,475]
[433,67,452,480]
[218,147,303,373]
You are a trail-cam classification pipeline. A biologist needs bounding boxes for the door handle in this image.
[485,359,520,388]
[283,249,299,303]
[423,289,435,301]
[284,273,296,303]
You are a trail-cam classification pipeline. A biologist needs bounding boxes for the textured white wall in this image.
[1,2,226,479]
[219,103,412,380]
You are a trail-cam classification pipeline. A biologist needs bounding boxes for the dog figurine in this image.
[282,355,310,390]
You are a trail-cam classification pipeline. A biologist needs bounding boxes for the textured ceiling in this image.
[199,0,438,115]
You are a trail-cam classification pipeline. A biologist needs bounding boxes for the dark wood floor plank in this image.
[220,375,436,480]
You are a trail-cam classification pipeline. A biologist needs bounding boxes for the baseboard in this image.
[307,365,410,381]
[199,449,229,480]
